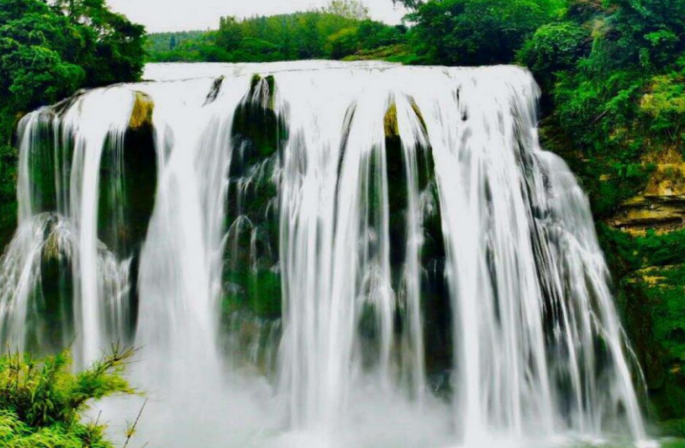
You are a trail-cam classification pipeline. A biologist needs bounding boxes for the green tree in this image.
[605,0,685,70]
[408,0,566,66]
[327,27,360,59]
[324,0,370,20]
[218,16,244,49]
[517,22,590,91]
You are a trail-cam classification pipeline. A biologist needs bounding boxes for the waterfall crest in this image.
[0,61,649,448]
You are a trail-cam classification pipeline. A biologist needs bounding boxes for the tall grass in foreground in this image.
[0,346,138,447]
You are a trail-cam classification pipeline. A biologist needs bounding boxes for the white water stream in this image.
[0,62,651,448]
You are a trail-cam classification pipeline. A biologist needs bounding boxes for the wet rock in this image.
[620,264,685,422]
[128,91,154,130]
[610,149,685,234]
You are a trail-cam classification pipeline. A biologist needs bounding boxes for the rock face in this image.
[611,149,685,234]
[609,147,685,432]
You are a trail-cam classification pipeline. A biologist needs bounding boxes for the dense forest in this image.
[146,2,412,63]
[2,0,685,443]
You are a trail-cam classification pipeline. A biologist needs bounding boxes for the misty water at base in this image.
[0,61,658,448]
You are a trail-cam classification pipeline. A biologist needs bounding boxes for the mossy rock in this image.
[222,74,285,320]
[231,74,285,168]
[129,91,154,130]
[0,201,17,251]
[608,147,685,235]
[98,93,157,260]
[661,420,685,439]
[223,268,281,319]
[620,264,685,424]
[381,100,449,374]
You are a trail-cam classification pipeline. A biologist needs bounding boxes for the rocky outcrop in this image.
[610,148,685,234]
[129,91,154,130]
[222,75,284,320]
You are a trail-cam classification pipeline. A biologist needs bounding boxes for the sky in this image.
[107,0,408,33]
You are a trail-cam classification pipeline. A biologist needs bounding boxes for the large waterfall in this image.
[0,61,650,448]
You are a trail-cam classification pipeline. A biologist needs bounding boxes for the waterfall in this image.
[0,61,651,448]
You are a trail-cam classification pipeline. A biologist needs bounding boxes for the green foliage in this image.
[0,0,145,110]
[324,0,370,20]
[517,22,590,89]
[146,10,408,63]
[327,27,360,59]
[408,0,566,66]
[601,226,685,274]
[639,64,685,141]
[0,347,137,447]
[145,30,205,58]
[605,0,685,70]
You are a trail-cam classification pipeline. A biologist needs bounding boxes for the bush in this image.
[409,0,566,66]
[0,347,137,448]
[517,22,590,89]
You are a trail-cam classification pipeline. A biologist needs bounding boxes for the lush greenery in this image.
[0,0,146,247]
[406,0,566,65]
[146,1,412,63]
[0,347,137,447]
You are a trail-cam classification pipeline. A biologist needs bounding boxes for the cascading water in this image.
[0,61,652,448]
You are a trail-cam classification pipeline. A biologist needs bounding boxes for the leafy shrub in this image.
[408,0,566,66]
[640,64,685,142]
[0,347,137,448]
[517,22,590,89]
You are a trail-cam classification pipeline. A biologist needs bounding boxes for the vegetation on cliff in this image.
[0,347,138,447]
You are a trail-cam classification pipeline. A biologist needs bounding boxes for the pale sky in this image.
[107,0,408,33]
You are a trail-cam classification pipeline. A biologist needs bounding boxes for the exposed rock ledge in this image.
[610,148,685,234]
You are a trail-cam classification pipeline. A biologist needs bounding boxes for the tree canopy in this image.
[146,1,409,63]
[0,0,145,111]
[406,0,566,66]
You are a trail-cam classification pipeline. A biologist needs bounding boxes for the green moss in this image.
[25,249,74,355]
[128,92,154,130]
[0,201,17,252]
[221,74,286,323]
[98,102,157,260]
[223,269,281,319]
[249,74,261,92]
[231,74,286,164]
[599,226,685,276]
[661,420,685,440]
[619,264,685,423]
[380,102,450,372]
